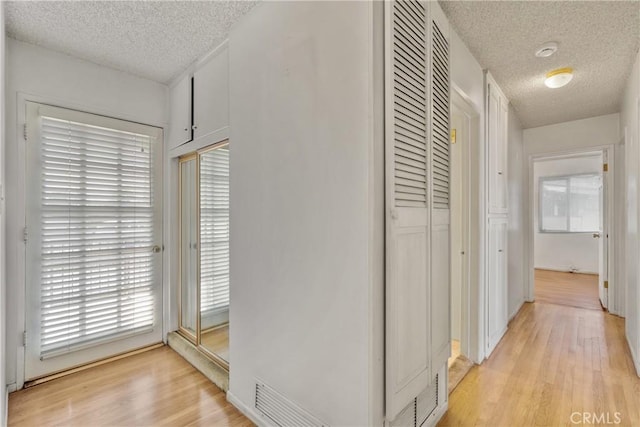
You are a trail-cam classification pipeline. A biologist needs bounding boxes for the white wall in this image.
[523,113,621,304]
[1,5,7,424]
[507,105,525,319]
[524,114,620,156]
[227,2,382,425]
[4,39,168,389]
[449,28,487,363]
[533,155,602,274]
[620,50,640,374]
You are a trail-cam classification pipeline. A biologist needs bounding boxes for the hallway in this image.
[439,299,639,425]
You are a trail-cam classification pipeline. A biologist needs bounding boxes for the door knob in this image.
[592,233,601,239]
[152,245,161,253]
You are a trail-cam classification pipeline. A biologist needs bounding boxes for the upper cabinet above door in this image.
[168,75,193,150]
[169,43,230,151]
[486,72,509,214]
[193,45,229,143]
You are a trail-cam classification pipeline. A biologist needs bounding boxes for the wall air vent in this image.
[417,373,438,426]
[255,380,327,427]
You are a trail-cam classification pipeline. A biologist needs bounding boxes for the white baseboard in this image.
[509,299,525,321]
[6,384,16,393]
[626,335,640,377]
[227,390,274,427]
[4,385,8,427]
[421,400,448,427]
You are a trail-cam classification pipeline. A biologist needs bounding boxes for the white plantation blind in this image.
[393,0,428,208]
[199,146,230,320]
[37,113,157,357]
[431,18,450,209]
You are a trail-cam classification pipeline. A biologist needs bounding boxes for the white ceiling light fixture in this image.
[545,67,574,88]
[535,41,559,58]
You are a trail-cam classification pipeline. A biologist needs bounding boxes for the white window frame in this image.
[538,173,601,234]
[23,101,164,380]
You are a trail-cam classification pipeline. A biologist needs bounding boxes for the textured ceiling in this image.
[440,0,640,129]
[5,1,258,84]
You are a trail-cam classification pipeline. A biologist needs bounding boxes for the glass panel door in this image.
[178,141,230,367]
[199,145,230,362]
[179,156,198,341]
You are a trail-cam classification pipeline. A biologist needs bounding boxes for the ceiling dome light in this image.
[544,67,573,88]
[535,42,558,58]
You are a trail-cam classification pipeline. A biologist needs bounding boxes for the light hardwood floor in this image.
[535,268,602,311]
[8,346,252,427]
[439,271,640,426]
[201,324,229,362]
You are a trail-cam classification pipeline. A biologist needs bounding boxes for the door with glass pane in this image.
[24,102,163,380]
[178,141,229,367]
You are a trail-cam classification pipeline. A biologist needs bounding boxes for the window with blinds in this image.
[35,112,159,358]
[431,19,450,209]
[199,146,230,327]
[393,0,428,208]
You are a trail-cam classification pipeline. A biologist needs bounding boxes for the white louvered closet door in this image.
[24,102,163,380]
[429,8,451,380]
[385,0,431,420]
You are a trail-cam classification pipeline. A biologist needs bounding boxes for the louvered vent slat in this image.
[393,0,427,208]
[431,19,450,209]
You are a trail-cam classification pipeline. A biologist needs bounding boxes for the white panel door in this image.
[487,217,508,355]
[24,102,163,380]
[598,153,608,308]
[385,0,431,421]
[193,44,229,142]
[487,79,508,215]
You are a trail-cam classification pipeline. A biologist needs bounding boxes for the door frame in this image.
[525,145,616,311]
[11,92,168,390]
[451,86,482,363]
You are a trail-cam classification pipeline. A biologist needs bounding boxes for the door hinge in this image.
[23,331,27,347]
[603,163,608,172]
[451,129,457,144]
[23,226,28,243]
[23,123,27,141]
[604,280,609,289]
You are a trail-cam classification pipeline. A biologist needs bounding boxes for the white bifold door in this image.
[24,102,163,380]
[385,0,450,421]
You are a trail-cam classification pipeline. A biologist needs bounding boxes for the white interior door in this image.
[384,0,432,420]
[24,102,163,380]
[598,152,608,309]
[450,112,464,344]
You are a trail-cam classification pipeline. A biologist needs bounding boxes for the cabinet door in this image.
[487,84,509,214]
[169,76,193,149]
[487,86,501,213]
[193,45,229,142]
[487,217,508,356]
[498,98,509,211]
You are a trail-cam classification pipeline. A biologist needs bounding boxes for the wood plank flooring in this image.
[535,269,602,311]
[439,272,640,426]
[8,346,252,427]
[201,324,229,362]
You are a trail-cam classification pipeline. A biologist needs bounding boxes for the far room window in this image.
[539,173,601,233]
